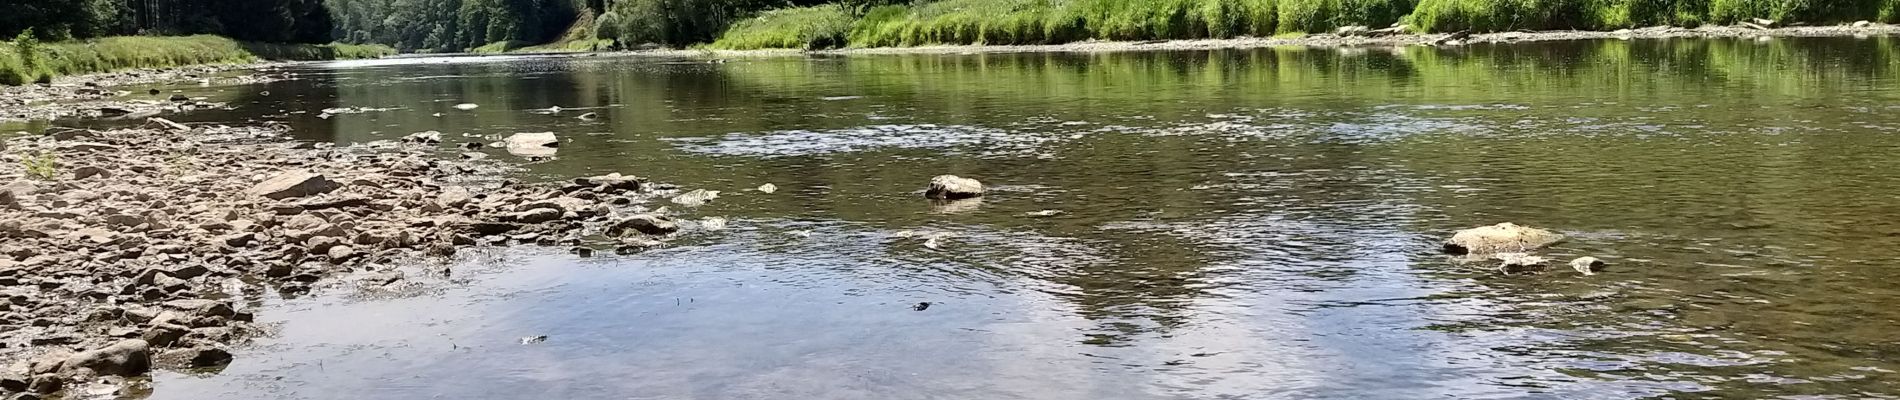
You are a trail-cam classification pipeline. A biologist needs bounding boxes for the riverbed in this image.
[19,35,1900,399]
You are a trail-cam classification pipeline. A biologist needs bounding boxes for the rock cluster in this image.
[0,121,698,397]
[1443,223,1606,276]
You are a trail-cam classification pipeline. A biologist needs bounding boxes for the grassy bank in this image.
[0,35,395,85]
[710,0,1900,49]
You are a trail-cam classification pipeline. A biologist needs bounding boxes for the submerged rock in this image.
[401,131,443,144]
[1570,256,1605,276]
[609,214,678,236]
[670,189,720,206]
[503,132,559,157]
[1442,223,1564,255]
[924,175,984,200]
[1493,253,1550,274]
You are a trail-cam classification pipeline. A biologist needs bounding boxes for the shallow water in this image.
[69,37,1900,398]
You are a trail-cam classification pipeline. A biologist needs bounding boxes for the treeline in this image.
[693,0,1900,49]
[0,0,336,43]
[327,0,580,51]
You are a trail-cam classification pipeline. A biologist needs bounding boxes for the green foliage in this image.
[712,4,856,49]
[597,11,626,42]
[604,0,796,46]
[847,0,1277,47]
[1404,0,1891,31]
[329,0,576,52]
[20,151,57,181]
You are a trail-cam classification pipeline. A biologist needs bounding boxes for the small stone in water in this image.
[912,302,931,311]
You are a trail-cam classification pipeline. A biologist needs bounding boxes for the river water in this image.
[82,37,1900,399]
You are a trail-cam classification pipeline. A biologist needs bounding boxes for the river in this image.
[63,36,1900,399]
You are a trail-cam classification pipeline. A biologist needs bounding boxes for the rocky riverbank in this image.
[0,64,290,123]
[0,120,698,398]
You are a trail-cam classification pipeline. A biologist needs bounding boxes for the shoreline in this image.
[6,23,1896,126]
[657,23,1900,57]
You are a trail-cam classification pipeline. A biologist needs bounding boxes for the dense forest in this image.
[327,0,580,51]
[1,0,336,42]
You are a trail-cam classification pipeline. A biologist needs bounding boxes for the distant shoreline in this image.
[606,23,1900,58]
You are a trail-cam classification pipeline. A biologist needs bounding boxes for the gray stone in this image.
[246,170,341,200]
[61,339,150,377]
[1570,256,1605,276]
[925,175,985,200]
[436,187,474,209]
[71,166,111,180]
[1443,223,1565,255]
[140,324,188,347]
[503,132,559,148]
[327,245,357,263]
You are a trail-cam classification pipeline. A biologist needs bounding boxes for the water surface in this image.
[84,37,1900,399]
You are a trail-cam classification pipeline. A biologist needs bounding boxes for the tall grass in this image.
[712,4,858,50]
[715,0,1900,49]
[0,35,395,86]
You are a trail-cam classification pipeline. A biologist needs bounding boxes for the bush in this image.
[597,11,625,43]
[712,4,857,49]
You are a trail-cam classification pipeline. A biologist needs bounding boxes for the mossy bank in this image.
[0,34,394,86]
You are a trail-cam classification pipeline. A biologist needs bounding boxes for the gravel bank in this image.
[0,121,700,398]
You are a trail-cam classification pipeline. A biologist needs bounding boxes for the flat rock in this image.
[508,208,563,224]
[503,132,559,154]
[1442,223,1564,255]
[575,173,640,192]
[57,142,120,152]
[246,170,341,200]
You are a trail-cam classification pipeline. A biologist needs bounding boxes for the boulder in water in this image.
[924,175,984,200]
[1570,256,1605,276]
[1443,222,1563,255]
